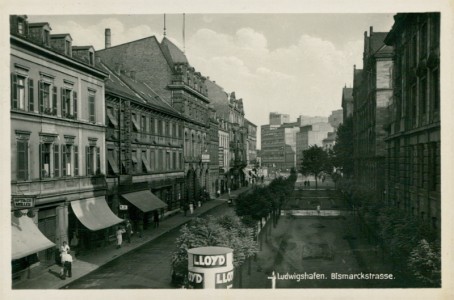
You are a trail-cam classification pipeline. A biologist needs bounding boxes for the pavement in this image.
[12,186,252,290]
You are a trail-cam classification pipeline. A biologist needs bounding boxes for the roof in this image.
[342,87,353,100]
[72,46,94,51]
[50,33,72,39]
[99,61,181,116]
[206,78,230,119]
[160,37,189,67]
[28,22,50,28]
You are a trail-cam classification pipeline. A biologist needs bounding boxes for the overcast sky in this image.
[28,14,396,146]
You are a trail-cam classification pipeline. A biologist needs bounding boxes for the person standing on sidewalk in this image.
[153,210,160,228]
[60,251,73,280]
[125,220,132,243]
[116,226,125,249]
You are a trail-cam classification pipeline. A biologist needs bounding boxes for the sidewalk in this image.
[13,186,251,290]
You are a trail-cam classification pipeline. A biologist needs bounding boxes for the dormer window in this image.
[44,29,50,46]
[18,21,24,35]
[65,40,71,56]
[89,52,94,66]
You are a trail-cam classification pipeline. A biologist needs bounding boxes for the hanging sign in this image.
[119,205,128,210]
[13,198,35,209]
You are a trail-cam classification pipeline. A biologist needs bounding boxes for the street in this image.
[62,203,234,289]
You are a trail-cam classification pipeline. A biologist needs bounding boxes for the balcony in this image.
[130,132,182,147]
[11,175,106,198]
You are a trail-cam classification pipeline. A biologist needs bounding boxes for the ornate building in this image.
[384,13,440,230]
[10,16,119,279]
[97,34,211,207]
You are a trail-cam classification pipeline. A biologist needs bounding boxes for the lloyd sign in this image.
[188,271,204,289]
[215,270,234,289]
[193,254,226,268]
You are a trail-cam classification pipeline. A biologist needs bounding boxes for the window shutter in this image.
[17,141,25,180]
[39,144,43,179]
[11,73,18,109]
[28,78,34,112]
[62,145,67,176]
[96,146,101,174]
[61,87,66,116]
[86,146,90,175]
[52,86,57,115]
[38,81,44,113]
[74,145,79,176]
[53,144,59,178]
[73,91,78,119]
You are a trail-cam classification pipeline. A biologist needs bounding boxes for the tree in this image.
[332,116,354,176]
[408,239,441,286]
[171,215,258,286]
[300,145,331,189]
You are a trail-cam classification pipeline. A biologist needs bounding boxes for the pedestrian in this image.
[183,202,189,216]
[116,226,125,249]
[216,189,220,198]
[317,205,321,215]
[228,187,231,195]
[125,220,132,243]
[60,241,70,255]
[153,210,160,228]
[189,202,194,214]
[60,251,73,280]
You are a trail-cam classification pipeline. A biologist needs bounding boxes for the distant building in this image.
[384,13,440,229]
[328,109,343,129]
[296,115,328,126]
[245,118,257,167]
[323,131,337,150]
[341,86,354,121]
[269,112,290,126]
[296,122,334,164]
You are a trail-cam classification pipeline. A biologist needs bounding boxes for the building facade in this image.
[296,122,334,164]
[341,86,354,121]
[10,16,121,277]
[245,118,257,167]
[100,61,185,232]
[328,109,344,129]
[352,27,394,203]
[384,13,440,229]
[97,34,211,207]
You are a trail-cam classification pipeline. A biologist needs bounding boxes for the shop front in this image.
[68,196,123,253]
[121,190,167,233]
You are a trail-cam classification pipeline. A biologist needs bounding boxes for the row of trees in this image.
[171,171,297,287]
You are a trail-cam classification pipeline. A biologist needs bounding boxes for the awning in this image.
[71,197,123,231]
[106,110,118,128]
[122,190,167,212]
[107,151,119,174]
[12,214,55,260]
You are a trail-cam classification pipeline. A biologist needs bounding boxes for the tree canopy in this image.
[300,145,331,189]
[332,116,354,177]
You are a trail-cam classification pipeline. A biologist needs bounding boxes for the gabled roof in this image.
[369,32,388,55]
[99,61,181,116]
[160,37,189,67]
[50,33,72,41]
[206,78,230,119]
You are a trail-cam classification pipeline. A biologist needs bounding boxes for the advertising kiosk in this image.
[187,246,234,289]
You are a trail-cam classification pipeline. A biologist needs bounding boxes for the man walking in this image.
[60,251,73,279]
[125,220,132,243]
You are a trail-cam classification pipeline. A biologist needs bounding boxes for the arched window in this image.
[191,133,195,157]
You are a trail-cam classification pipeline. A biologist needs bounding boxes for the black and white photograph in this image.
[3,0,453,299]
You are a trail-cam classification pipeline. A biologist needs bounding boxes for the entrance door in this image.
[38,212,56,266]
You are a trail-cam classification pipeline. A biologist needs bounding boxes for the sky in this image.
[28,14,396,146]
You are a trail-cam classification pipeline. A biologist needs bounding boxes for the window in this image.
[89,52,94,66]
[107,149,119,175]
[150,150,155,171]
[166,151,170,171]
[86,145,99,176]
[150,118,155,135]
[420,77,427,124]
[17,141,29,181]
[18,20,24,35]
[131,150,138,172]
[141,116,147,133]
[172,152,177,170]
[11,74,26,110]
[40,143,51,179]
[73,91,78,119]
[44,30,50,46]
[420,22,428,59]
[88,91,96,123]
[61,88,72,118]
[158,120,163,135]
[141,150,151,173]
[62,144,72,176]
[39,81,56,115]
[429,143,438,191]
[158,150,164,170]
[65,40,71,56]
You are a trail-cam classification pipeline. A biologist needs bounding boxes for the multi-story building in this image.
[261,113,299,171]
[206,79,230,194]
[296,115,328,126]
[296,122,334,164]
[207,104,219,198]
[352,26,393,202]
[97,34,211,206]
[384,13,440,229]
[323,131,337,150]
[341,86,354,121]
[99,61,184,231]
[328,109,343,129]
[10,16,118,278]
[245,118,257,167]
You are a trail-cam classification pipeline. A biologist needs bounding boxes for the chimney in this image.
[370,26,373,35]
[105,28,111,48]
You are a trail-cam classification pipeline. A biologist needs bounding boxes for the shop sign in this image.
[119,205,128,210]
[193,254,226,268]
[201,153,210,162]
[13,198,35,209]
[215,270,234,289]
[188,271,204,289]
